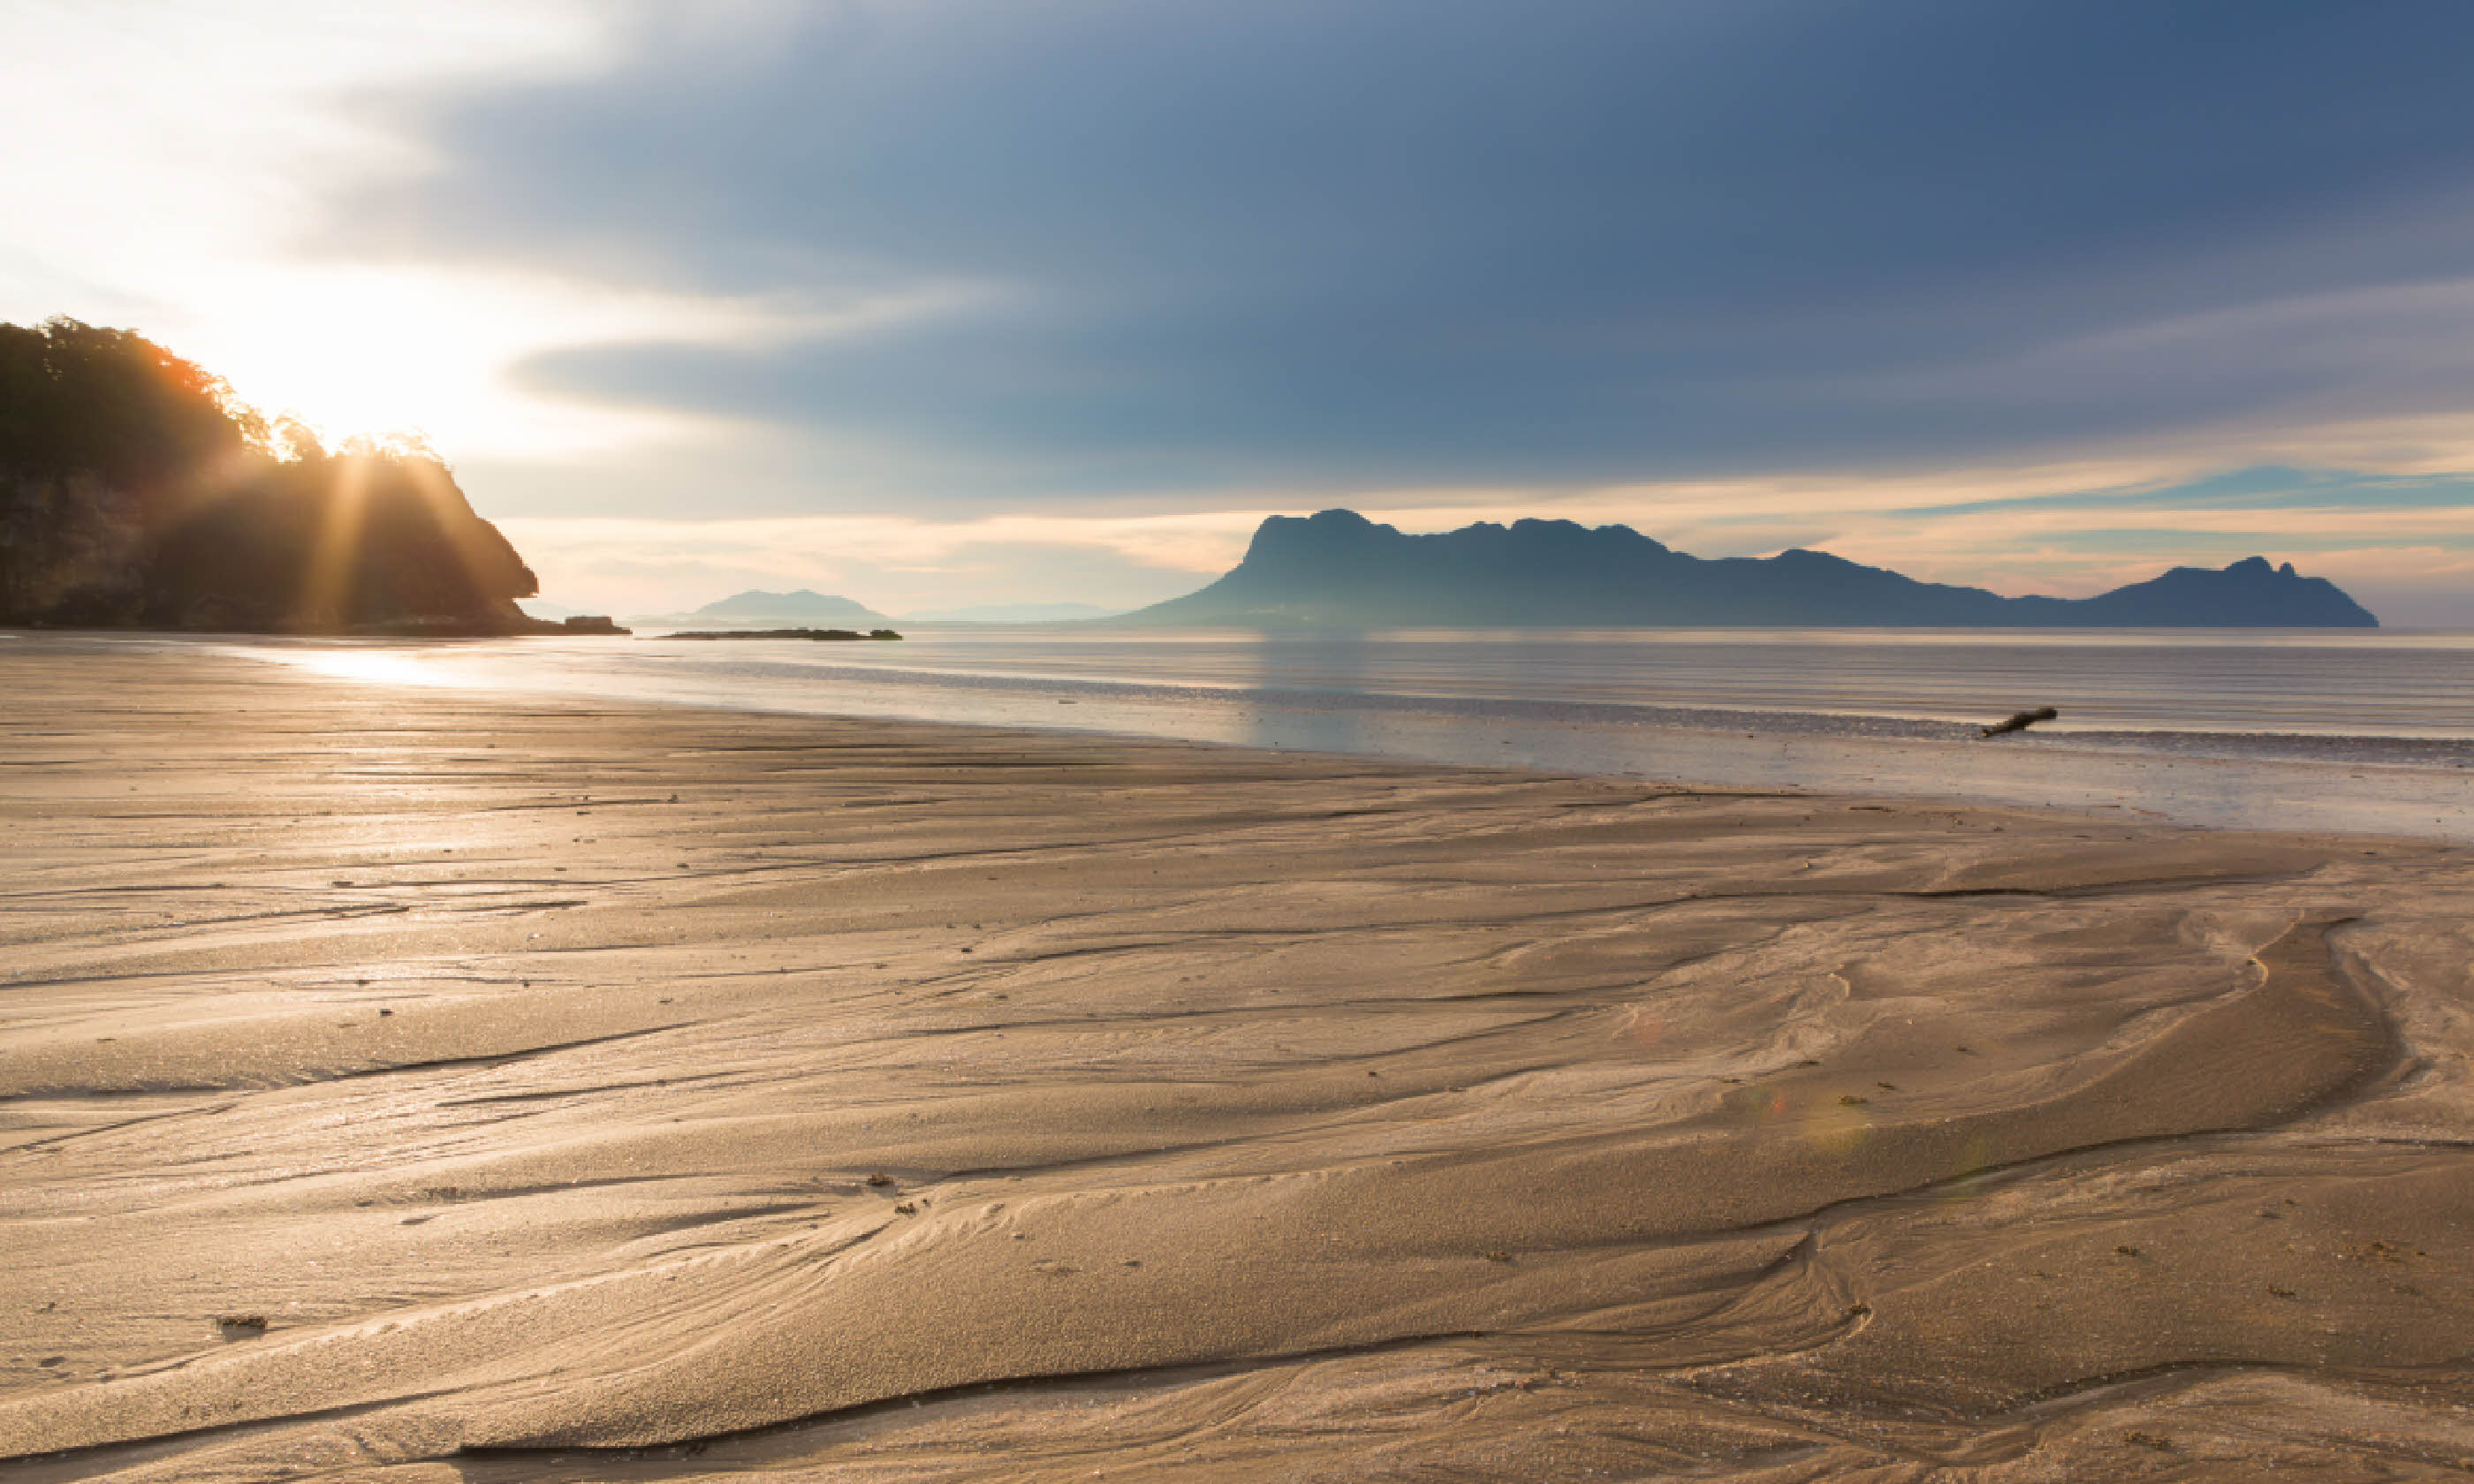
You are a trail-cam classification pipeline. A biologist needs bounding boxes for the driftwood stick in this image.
[1980,706,2059,738]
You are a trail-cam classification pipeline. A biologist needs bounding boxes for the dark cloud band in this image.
[345,0,2474,503]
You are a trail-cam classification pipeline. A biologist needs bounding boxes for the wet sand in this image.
[4,641,2473,1480]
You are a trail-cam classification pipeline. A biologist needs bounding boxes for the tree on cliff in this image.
[0,317,546,633]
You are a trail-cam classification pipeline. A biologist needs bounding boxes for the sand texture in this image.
[4,642,2474,1480]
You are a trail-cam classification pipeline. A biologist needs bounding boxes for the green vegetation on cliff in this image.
[1,317,553,634]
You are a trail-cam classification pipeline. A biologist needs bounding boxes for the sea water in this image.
[224,625,2474,842]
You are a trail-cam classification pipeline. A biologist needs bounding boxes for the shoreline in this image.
[200,632,2474,844]
[6,642,2474,1479]
[525,650,2474,758]
[23,624,2474,747]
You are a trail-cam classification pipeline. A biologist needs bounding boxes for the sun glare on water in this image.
[272,648,467,688]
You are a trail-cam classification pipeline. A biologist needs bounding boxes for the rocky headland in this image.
[0,317,573,637]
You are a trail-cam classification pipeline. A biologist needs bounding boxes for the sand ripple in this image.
[4,642,2470,1480]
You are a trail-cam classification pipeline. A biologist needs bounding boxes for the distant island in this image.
[904,602,1127,624]
[634,594,1134,629]
[0,317,596,636]
[659,628,902,641]
[628,589,898,630]
[1120,510,2379,628]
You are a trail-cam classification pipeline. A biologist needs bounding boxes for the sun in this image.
[181,266,543,454]
[176,263,717,461]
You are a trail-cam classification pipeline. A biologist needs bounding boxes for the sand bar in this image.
[4,640,2473,1480]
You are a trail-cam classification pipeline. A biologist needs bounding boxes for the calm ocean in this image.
[231,625,2474,842]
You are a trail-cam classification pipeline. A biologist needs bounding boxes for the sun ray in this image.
[293,453,373,631]
[404,451,539,617]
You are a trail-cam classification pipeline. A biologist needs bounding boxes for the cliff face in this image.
[0,317,553,635]
[162,458,545,633]
[1,458,548,634]
[1125,510,2380,627]
[0,473,150,626]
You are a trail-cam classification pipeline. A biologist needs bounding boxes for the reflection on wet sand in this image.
[225,632,2474,843]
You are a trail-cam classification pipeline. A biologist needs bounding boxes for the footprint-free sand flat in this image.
[4,641,2472,1480]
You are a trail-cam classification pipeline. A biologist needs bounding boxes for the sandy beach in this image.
[5,639,2474,1480]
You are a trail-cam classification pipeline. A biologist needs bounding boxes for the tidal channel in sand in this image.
[4,640,2473,1480]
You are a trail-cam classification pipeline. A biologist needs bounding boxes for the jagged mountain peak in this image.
[1127,511,2376,628]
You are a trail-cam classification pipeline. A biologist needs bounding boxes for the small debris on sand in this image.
[1980,705,2060,738]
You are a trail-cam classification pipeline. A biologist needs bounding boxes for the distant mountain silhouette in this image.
[905,602,1127,623]
[631,589,896,627]
[695,589,889,620]
[1,317,559,635]
[1124,510,2379,627]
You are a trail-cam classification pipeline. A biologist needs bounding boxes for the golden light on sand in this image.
[1802,1094,1875,1156]
[11,644,2473,1476]
[276,648,459,688]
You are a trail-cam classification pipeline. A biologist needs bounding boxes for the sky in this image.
[6,0,2474,622]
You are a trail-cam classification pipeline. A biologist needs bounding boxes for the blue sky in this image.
[6,0,2474,619]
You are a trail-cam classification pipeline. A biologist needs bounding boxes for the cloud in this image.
[12,0,2474,621]
[321,0,2474,506]
[0,1,845,455]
